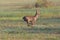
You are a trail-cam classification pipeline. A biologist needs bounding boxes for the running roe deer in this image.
[23,9,40,26]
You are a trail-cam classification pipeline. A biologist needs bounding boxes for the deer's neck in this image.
[34,8,40,20]
[34,10,39,19]
[34,13,39,19]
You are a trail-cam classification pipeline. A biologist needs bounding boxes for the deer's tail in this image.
[23,16,27,21]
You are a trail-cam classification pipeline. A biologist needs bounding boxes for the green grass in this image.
[0,18,60,40]
[0,33,60,40]
[0,6,60,40]
[0,7,60,20]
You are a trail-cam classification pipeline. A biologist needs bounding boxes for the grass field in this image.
[0,5,60,40]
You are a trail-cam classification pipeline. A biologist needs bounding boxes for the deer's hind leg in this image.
[31,20,36,25]
[26,20,31,26]
[31,21,35,26]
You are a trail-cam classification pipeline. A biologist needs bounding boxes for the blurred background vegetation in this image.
[0,0,60,9]
[0,0,60,40]
[0,0,60,19]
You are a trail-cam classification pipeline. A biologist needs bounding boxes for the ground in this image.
[0,7,60,40]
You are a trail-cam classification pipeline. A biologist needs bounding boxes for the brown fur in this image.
[23,9,40,26]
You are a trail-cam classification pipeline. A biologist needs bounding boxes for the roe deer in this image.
[23,9,40,26]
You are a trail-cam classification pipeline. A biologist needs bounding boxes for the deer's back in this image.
[23,16,35,21]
